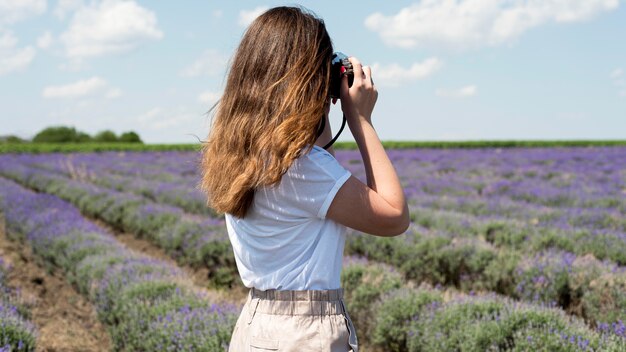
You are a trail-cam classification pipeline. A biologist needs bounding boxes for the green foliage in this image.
[580,273,626,325]
[0,323,37,352]
[73,254,127,298]
[370,287,442,352]
[480,221,528,250]
[99,279,205,350]
[102,280,180,326]
[33,126,85,143]
[121,205,180,239]
[341,261,404,345]
[1,135,26,143]
[199,240,238,289]
[576,231,626,266]
[18,125,143,147]
[406,295,625,352]
[94,130,118,143]
[76,131,92,142]
[139,302,238,351]
[514,262,571,306]
[483,250,522,295]
[33,231,107,271]
[119,131,142,143]
[101,199,143,229]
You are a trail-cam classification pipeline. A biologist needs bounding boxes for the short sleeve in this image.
[276,146,351,219]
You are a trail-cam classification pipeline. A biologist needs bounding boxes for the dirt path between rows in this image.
[0,215,112,352]
[90,217,250,307]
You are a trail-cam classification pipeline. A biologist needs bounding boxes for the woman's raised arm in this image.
[326,57,410,237]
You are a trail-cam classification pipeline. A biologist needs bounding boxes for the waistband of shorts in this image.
[250,287,343,301]
[248,288,346,316]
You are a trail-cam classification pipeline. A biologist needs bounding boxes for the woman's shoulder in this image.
[288,144,350,180]
[297,145,339,166]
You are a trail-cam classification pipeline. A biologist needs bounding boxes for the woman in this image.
[199,6,409,352]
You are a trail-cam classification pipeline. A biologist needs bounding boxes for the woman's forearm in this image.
[349,119,407,215]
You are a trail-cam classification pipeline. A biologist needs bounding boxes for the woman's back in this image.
[225,145,351,290]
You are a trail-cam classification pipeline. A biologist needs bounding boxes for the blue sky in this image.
[1,0,625,143]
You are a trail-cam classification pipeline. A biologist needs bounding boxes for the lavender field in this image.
[0,146,625,351]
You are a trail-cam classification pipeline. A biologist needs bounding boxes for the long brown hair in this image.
[199,6,334,218]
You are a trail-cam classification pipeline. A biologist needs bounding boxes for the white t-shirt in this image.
[225,145,352,290]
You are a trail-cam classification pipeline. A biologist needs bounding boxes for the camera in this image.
[329,52,354,99]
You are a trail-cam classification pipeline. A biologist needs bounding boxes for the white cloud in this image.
[136,106,198,130]
[0,30,16,48]
[137,107,162,123]
[0,30,36,75]
[0,0,46,26]
[611,67,626,97]
[370,57,442,86]
[365,0,620,50]
[106,88,122,99]
[198,90,220,104]
[53,0,83,20]
[42,76,122,99]
[0,1,43,74]
[180,49,228,78]
[59,0,163,60]
[36,30,53,49]
[57,60,88,71]
[436,85,478,98]
[238,6,268,27]
[133,106,208,143]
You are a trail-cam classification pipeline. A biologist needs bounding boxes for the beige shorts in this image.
[228,287,359,352]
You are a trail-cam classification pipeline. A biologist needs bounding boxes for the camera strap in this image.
[316,113,347,150]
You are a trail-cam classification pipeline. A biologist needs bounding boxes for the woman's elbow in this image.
[375,209,410,237]
[398,213,411,235]
[391,213,411,236]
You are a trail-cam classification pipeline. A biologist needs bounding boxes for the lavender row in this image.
[0,177,238,351]
[0,162,238,289]
[28,159,212,216]
[341,255,625,352]
[406,205,626,265]
[30,151,199,184]
[0,251,36,352]
[346,229,626,327]
[410,193,625,236]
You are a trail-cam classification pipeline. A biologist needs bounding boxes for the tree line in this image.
[1,126,143,144]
